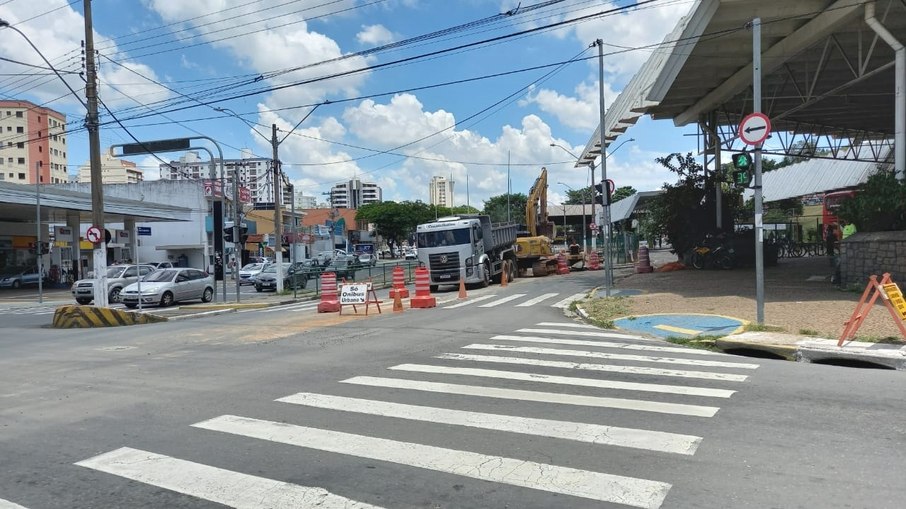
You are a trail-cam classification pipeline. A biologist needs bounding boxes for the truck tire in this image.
[507,259,517,282]
[480,262,490,288]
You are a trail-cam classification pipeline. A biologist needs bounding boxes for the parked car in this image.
[404,248,418,260]
[357,253,377,266]
[238,262,269,286]
[121,268,214,308]
[254,265,295,292]
[315,251,335,265]
[323,259,357,280]
[147,261,175,270]
[71,264,157,304]
[0,266,46,289]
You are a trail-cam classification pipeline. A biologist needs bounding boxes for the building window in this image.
[18,173,25,179]
[6,158,11,164]
[18,142,25,149]
[6,142,10,147]
[37,145,41,152]
[16,127,23,133]
[37,116,41,123]
[15,111,22,118]
[17,158,25,165]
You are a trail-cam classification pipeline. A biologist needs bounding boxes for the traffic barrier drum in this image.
[556,252,570,275]
[410,267,437,308]
[587,250,601,270]
[317,272,341,312]
[636,246,654,273]
[388,265,409,299]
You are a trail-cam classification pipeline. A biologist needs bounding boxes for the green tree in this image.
[451,205,480,215]
[836,169,906,231]
[356,201,437,256]
[482,193,527,225]
[564,187,593,205]
[639,152,739,259]
[612,185,636,203]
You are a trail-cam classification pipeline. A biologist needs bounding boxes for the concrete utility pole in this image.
[35,162,43,304]
[84,0,108,307]
[271,124,284,292]
[752,18,766,325]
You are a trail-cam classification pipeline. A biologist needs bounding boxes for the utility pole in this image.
[596,38,612,297]
[271,124,284,293]
[84,0,108,307]
[752,18,765,324]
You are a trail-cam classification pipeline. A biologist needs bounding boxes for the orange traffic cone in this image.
[458,277,467,299]
[501,261,508,287]
[393,291,404,312]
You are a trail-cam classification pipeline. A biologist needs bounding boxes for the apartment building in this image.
[329,179,382,209]
[428,175,455,207]
[77,152,143,184]
[0,100,68,184]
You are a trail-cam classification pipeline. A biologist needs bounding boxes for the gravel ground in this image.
[611,248,905,341]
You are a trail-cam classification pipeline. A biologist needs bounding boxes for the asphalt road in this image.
[0,271,903,508]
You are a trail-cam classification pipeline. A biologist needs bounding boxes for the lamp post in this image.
[558,182,585,250]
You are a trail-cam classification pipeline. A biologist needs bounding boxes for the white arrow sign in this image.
[739,112,771,145]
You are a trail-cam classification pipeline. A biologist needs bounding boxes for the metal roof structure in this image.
[0,181,192,224]
[747,154,885,201]
[610,190,665,223]
[579,0,904,168]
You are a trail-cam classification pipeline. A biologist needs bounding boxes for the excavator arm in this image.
[525,167,554,238]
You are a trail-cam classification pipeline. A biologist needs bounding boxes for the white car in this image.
[358,253,377,266]
[404,249,418,260]
[238,262,269,286]
[121,268,214,308]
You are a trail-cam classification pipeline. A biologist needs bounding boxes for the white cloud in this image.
[356,24,395,46]
[521,81,618,131]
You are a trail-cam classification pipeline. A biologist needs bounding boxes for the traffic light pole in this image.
[233,163,242,303]
[596,39,612,297]
[753,18,765,324]
[35,162,43,304]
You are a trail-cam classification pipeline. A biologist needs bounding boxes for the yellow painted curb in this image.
[52,305,167,328]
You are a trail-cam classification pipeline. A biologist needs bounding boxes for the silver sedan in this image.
[121,268,214,308]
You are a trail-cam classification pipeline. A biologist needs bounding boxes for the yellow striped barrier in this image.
[52,305,167,328]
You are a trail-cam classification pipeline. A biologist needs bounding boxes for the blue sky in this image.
[0,0,702,208]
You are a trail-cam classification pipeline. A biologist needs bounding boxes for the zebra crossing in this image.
[0,303,129,316]
[73,321,760,508]
[443,291,588,309]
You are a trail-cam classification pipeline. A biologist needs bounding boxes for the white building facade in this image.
[78,152,143,184]
[428,175,455,207]
[329,179,382,209]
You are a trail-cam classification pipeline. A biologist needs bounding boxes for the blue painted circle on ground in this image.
[614,314,745,338]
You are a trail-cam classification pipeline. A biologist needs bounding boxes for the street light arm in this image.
[0,20,89,111]
[550,143,581,160]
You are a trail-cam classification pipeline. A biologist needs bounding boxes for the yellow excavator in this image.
[515,167,560,277]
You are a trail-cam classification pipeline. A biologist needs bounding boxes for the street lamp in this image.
[558,182,585,250]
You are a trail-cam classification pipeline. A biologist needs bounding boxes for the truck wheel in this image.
[507,260,517,282]
[480,262,490,288]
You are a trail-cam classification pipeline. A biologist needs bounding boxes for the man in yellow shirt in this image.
[841,220,857,239]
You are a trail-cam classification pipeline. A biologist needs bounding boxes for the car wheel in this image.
[125,303,137,309]
[76,298,91,305]
[159,291,174,307]
[12,280,20,289]
[108,287,121,303]
[255,285,262,292]
[299,277,307,289]
[201,287,213,302]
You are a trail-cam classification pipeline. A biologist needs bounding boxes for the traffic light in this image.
[731,152,753,187]
[238,225,249,244]
[39,242,49,255]
[594,180,616,205]
[224,227,234,243]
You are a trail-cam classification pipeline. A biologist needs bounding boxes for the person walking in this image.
[841,220,857,239]
[824,223,837,265]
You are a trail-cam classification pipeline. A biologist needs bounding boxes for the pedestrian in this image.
[841,219,857,239]
[824,223,837,261]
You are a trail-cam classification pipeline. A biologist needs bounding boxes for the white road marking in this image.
[519,328,656,340]
[194,415,672,508]
[277,392,702,455]
[253,302,319,314]
[76,447,382,508]
[0,498,29,509]
[491,334,723,356]
[436,353,750,382]
[536,321,598,328]
[478,294,527,307]
[341,376,719,417]
[388,364,735,398]
[515,293,560,307]
[464,344,760,370]
[551,292,589,308]
[443,294,495,309]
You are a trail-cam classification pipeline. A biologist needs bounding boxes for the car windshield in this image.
[143,269,178,283]
[241,263,263,271]
[106,266,128,278]
[260,266,277,274]
[417,228,470,248]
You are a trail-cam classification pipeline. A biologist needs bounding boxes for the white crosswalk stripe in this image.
[277,392,703,455]
[478,294,526,307]
[252,301,319,314]
[463,344,761,369]
[490,334,725,356]
[387,363,736,398]
[76,447,382,508]
[442,294,495,309]
[536,321,598,329]
[0,497,29,509]
[551,292,589,308]
[193,415,672,508]
[341,376,721,417]
[519,327,656,340]
[436,352,752,381]
[515,292,559,306]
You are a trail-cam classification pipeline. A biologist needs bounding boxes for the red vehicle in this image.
[822,190,856,230]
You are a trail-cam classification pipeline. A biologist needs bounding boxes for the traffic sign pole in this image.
[753,17,765,325]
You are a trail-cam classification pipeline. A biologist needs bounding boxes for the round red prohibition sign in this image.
[739,112,772,145]
[86,225,102,243]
